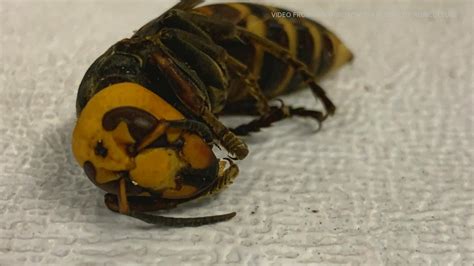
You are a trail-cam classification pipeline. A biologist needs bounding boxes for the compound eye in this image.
[94,140,108,158]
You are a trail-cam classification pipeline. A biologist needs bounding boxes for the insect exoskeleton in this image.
[72,0,353,227]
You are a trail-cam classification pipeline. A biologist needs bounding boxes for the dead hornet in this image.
[72,0,353,227]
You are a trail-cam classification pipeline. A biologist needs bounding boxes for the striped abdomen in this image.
[193,3,353,100]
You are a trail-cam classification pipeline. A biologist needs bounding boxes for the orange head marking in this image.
[72,82,217,197]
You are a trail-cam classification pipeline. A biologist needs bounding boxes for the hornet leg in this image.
[231,101,324,136]
[205,159,239,196]
[141,36,250,160]
[234,27,336,117]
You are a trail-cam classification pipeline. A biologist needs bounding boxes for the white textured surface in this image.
[1,0,473,264]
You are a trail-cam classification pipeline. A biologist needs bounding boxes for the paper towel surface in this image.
[0,0,472,264]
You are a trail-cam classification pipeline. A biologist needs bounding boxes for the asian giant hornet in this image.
[72,0,353,227]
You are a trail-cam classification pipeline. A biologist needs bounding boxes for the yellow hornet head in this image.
[72,82,218,198]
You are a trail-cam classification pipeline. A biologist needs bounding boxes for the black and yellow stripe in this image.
[193,3,353,100]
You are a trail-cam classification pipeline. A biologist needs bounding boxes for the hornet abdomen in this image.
[193,3,353,100]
